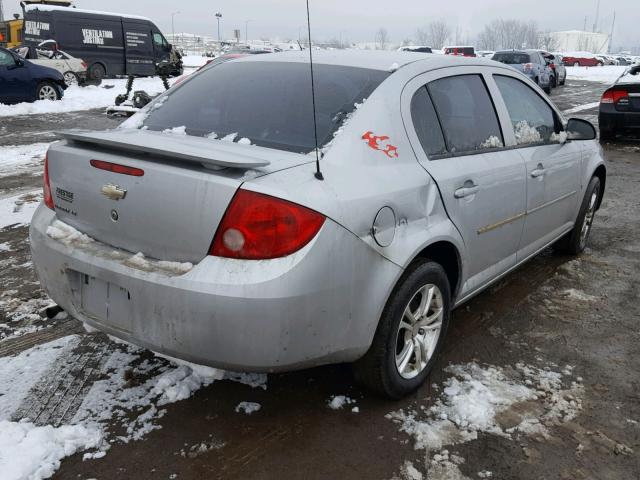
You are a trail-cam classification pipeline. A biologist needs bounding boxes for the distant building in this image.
[549,30,610,54]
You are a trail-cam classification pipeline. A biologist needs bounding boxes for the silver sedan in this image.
[30,51,606,398]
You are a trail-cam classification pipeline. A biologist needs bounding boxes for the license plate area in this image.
[69,270,134,333]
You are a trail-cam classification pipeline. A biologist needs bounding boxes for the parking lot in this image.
[0,78,639,479]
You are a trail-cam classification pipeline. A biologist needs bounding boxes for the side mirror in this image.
[566,118,597,141]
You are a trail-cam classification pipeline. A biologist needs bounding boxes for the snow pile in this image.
[327,395,357,410]
[479,136,503,149]
[0,190,42,229]
[387,362,583,451]
[0,77,171,117]
[565,66,627,84]
[162,126,187,135]
[0,420,102,480]
[46,220,94,247]
[124,252,193,275]
[235,402,261,415]
[0,143,50,178]
[321,101,365,154]
[513,121,542,145]
[561,289,598,302]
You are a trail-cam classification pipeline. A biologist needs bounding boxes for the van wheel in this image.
[553,176,601,255]
[63,71,79,86]
[353,260,451,399]
[36,82,61,101]
[89,63,106,81]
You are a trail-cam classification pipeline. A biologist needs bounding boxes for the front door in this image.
[491,74,581,259]
[0,50,31,103]
[403,68,527,299]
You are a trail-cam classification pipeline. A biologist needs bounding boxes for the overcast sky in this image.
[3,0,638,49]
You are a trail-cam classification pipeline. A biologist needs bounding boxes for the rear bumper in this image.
[599,106,640,132]
[30,206,401,372]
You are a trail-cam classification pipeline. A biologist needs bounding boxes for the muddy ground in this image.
[0,80,638,479]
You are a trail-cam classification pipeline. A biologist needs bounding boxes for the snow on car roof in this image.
[24,4,151,22]
[232,49,494,72]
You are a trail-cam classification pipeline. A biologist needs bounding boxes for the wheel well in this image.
[593,165,606,209]
[89,62,107,75]
[413,241,461,299]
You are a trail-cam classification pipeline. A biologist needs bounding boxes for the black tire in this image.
[35,82,61,101]
[544,84,552,94]
[551,75,557,88]
[353,260,451,399]
[88,63,106,81]
[560,76,566,86]
[553,176,601,255]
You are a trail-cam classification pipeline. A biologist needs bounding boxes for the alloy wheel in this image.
[395,284,444,379]
[64,72,78,86]
[580,187,600,248]
[38,85,58,101]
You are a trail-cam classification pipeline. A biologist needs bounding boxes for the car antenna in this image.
[306,0,324,180]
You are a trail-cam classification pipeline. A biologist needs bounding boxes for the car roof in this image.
[231,49,497,72]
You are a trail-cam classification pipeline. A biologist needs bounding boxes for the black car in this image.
[0,46,66,104]
[599,65,640,140]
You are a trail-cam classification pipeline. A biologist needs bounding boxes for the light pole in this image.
[245,19,252,44]
[215,12,222,46]
[171,11,180,39]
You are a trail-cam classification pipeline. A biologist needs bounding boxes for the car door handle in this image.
[531,164,546,178]
[454,185,480,199]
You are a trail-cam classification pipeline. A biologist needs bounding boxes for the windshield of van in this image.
[141,61,389,154]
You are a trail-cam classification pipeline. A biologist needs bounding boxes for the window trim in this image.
[492,73,565,149]
[424,73,506,159]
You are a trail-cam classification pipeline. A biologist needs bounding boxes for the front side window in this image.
[410,86,447,157]
[427,74,504,154]
[494,75,561,145]
[153,32,166,47]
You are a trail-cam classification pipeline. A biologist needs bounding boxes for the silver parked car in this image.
[492,49,553,93]
[30,51,606,398]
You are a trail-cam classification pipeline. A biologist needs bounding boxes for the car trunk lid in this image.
[46,129,312,263]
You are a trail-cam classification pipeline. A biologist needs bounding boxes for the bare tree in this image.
[414,27,429,46]
[477,19,541,51]
[538,31,560,52]
[375,27,389,50]
[428,20,451,49]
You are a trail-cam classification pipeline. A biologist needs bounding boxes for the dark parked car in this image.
[599,65,640,140]
[491,50,552,93]
[0,46,66,104]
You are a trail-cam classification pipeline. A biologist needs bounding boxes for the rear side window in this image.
[492,52,531,64]
[427,74,503,154]
[494,75,560,145]
[0,49,14,66]
[142,62,389,154]
[410,86,447,157]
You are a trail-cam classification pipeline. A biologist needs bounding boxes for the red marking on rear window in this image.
[362,131,399,158]
[90,160,144,177]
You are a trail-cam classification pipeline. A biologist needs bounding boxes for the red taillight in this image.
[43,152,55,210]
[90,159,144,176]
[81,61,88,69]
[601,89,629,104]
[210,190,325,260]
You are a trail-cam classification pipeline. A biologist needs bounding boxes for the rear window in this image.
[492,52,531,64]
[142,61,389,154]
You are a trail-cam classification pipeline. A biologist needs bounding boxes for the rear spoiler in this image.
[58,129,271,170]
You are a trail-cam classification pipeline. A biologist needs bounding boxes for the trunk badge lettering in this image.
[101,184,127,201]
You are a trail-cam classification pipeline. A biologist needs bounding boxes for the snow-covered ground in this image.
[0,64,203,118]
[0,143,50,179]
[0,190,42,230]
[565,65,627,84]
[0,336,267,480]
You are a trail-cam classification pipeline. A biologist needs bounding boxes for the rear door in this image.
[491,73,581,259]
[402,67,527,297]
[122,20,155,76]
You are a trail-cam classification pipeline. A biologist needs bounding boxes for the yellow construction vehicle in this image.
[1,17,24,48]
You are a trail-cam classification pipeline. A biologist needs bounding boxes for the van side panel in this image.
[122,20,156,76]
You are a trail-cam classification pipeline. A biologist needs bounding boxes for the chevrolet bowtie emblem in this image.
[101,184,127,201]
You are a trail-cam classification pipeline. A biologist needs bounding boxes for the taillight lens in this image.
[601,89,629,104]
[43,152,55,210]
[210,190,325,260]
[81,61,88,69]
[90,159,144,176]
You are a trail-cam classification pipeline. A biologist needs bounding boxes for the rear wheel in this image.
[63,71,78,86]
[36,82,61,101]
[551,75,557,88]
[573,61,580,67]
[353,260,451,399]
[554,176,601,255]
[543,83,552,94]
[88,63,106,81]
[600,128,616,142]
